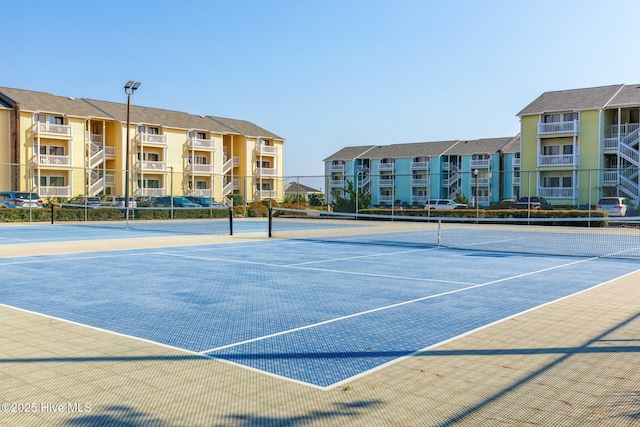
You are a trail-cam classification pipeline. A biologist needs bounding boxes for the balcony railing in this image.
[40,185,71,197]
[255,167,277,177]
[538,120,579,135]
[256,145,279,155]
[136,188,167,197]
[538,187,575,199]
[410,195,428,204]
[138,133,168,145]
[512,157,521,167]
[136,160,167,172]
[188,138,215,150]
[256,190,278,199]
[38,154,72,167]
[190,188,213,197]
[471,177,491,186]
[538,154,578,167]
[410,178,429,186]
[602,169,618,183]
[188,164,214,174]
[378,177,395,186]
[378,162,395,171]
[513,176,521,185]
[410,161,429,170]
[329,164,346,172]
[469,159,491,168]
[611,123,640,136]
[378,195,394,203]
[34,122,72,137]
[329,177,345,187]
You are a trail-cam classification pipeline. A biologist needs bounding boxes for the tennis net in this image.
[269,208,640,260]
[51,203,233,236]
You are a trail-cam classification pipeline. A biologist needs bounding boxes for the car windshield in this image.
[598,198,618,204]
[88,198,101,203]
[174,197,191,203]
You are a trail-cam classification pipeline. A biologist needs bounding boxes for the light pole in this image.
[474,169,479,218]
[124,81,141,226]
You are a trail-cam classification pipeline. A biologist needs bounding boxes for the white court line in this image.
[159,251,477,286]
[199,256,598,354]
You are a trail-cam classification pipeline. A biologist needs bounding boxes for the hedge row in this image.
[0,206,231,222]
[358,208,608,219]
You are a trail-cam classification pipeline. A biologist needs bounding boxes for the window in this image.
[543,114,560,123]
[51,116,64,125]
[563,145,573,155]
[562,176,573,188]
[257,160,271,168]
[197,132,206,139]
[196,181,207,189]
[543,145,560,155]
[49,146,65,156]
[194,156,207,165]
[543,177,560,187]
[138,179,160,189]
[40,176,65,186]
[138,152,159,161]
[563,112,578,122]
[147,127,159,135]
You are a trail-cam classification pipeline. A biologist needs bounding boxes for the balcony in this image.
[137,133,168,145]
[513,176,521,185]
[38,154,71,167]
[410,178,429,186]
[33,122,72,138]
[190,188,213,197]
[512,157,521,167]
[255,167,278,177]
[611,123,639,137]
[410,160,429,170]
[378,195,394,203]
[329,177,345,187]
[188,137,215,150]
[136,188,167,197]
[40,185,71,198]
[470,177,491,186]
[256,190,278,200]
[256,145,279,155]
[410,195,428,204]
[538,154,578,167]
[469,159,491,168]
[137,160,167,172]
[538,187,575,199]
[602,169,618,185]
[378,162,395,171]
[538,120,579,135]
[188,164,214,174]
[378,177,395,186]
[329,163,346,172]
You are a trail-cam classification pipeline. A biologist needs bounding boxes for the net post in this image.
[229,207,233,236]
[268,207,273,238]
[437,219,442,246]
[51,203,54,225]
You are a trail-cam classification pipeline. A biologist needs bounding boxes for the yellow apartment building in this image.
[0,86,285,204]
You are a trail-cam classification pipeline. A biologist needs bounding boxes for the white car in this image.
[103,195,137,208]
[595,197,628,217]
[425,199,467,210]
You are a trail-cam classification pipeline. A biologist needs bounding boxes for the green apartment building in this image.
[518,84,640,207]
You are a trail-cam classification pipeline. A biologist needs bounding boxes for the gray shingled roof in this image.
[607,84,640,107]
[446,137,514,156]
[323,145,377,161]
[366,140,460,159]
[208,116,284,140]
[517,84,625,116]
[499,134,520,154]
[0,86,284,138]
[0,86,111,119]
[284,182,322,193]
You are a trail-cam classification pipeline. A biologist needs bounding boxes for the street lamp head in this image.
[124,81,141,94]
[474,169,478,176]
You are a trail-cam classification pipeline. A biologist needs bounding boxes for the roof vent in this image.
[68,97,75,100]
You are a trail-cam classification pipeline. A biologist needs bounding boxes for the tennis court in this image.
[1,214,640,425]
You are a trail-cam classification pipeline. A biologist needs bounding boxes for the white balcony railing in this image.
[188,138,215,150]
[190,188,213,197]
[471,177,491,186]
[256,145,279,155]
[40,185,71,197]
[137,160,167,172]
[34,122,72,137]
[538,120,579,135]
[378,195,394,203]
[410,161,430,170]
[611,123,640,137]
[512,157,521,167]
[469,159,491,168]
[410,178,429,186]
[329,164,346,172]
[189,164,214,174]
[602,169,618,183]
[136,188,167,197]
[538,154,578,167]
[538,187,575,199]
[256,167,277,177]
[378,177,395,186]
[330,177,345,187]
[378,162,395,171]
[138,133,168,145]
[38,154,72,167]
[513,176,521,185]
[410,195,428,204]
[256,190,278,199]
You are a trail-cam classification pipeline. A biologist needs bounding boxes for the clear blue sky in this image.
[3,0,640,178]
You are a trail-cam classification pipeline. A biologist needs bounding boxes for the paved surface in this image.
[1,225,639,426]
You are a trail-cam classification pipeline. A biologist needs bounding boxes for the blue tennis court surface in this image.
[1,226,638,389]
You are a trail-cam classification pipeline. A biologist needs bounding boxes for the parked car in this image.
[103,195,137,208]
[425,199,467,210]
[514,196,552,210]
[66,196,103,208]
[134,196,156,207]
[185,196,227,208]
[0,191,44,209]
[153,196,200,208]
[595,197,628,217]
